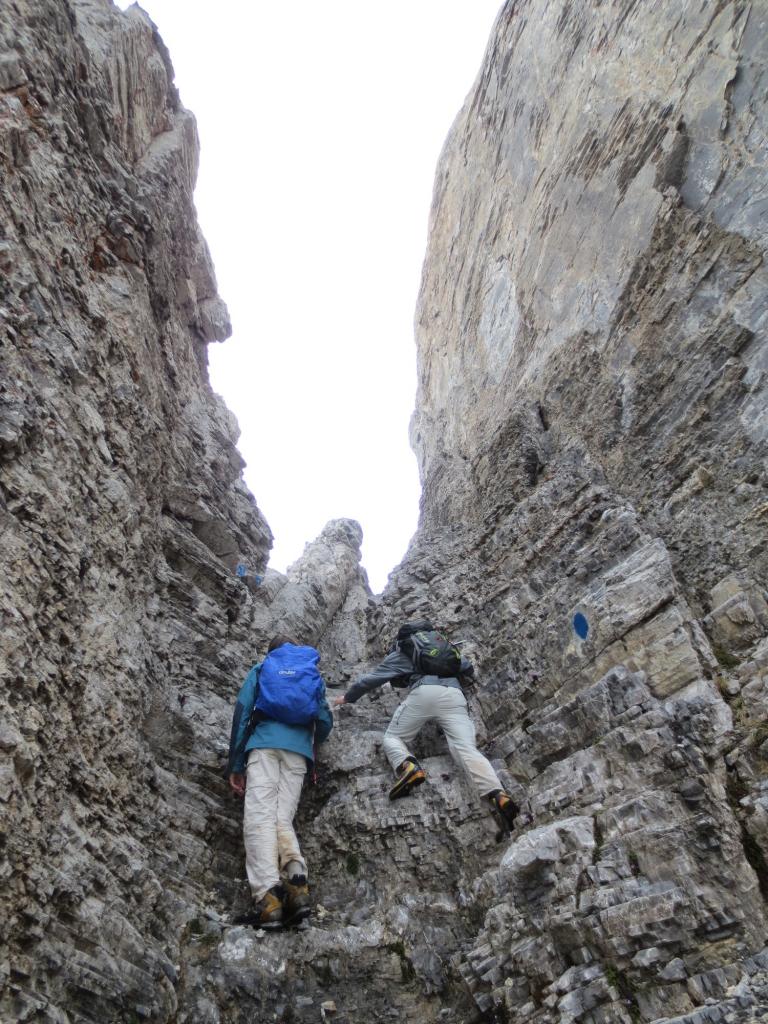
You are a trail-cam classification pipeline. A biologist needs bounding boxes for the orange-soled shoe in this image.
[488,790,519,838]
[389,758,426,800]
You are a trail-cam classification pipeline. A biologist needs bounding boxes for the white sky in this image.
[116,1,501,592]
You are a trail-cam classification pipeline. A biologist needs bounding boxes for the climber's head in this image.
[268,634,297,652]
[396,621,434,644]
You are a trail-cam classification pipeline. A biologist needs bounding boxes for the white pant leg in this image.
[275,749,307,877]
[243,748,281,899]
[434,687,503,798]
[382,685,440,772]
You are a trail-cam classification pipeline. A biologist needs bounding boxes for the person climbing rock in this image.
[227,635,333,928]
[333,621,519,832]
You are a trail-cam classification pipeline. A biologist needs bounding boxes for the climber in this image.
[227,635,334,929]
[332,620,519,832]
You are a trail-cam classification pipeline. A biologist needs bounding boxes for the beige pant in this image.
[382,684,502,797]
[244,748,307,900]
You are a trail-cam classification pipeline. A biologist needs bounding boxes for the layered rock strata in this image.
[1,2,361,1020]
[388,0,768,1019]
[2,1,768,1024]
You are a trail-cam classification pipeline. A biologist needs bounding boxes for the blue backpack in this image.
[254,644,325,725]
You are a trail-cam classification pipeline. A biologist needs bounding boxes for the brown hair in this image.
[268,634,297,652]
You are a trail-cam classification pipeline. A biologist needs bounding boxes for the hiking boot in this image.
[282,879,311,926]
[233,885,284,929]
[389,758,426,800]
[488,790,519,838]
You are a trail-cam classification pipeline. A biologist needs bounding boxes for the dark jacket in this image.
[227,663,334,775]
[343,649,474,704]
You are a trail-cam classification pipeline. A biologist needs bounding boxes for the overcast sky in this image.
[117,1,501,592]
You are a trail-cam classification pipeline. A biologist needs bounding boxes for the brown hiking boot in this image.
[234,885,284,929]
[488,790,519,837]
[282,879,311,926]
[389,758,426,800]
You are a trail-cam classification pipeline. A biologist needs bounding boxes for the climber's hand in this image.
[332,696,346,708]
[229,772,246,797]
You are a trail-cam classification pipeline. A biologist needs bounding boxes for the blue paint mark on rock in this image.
[236,563,248,578]
[573,612,589,640]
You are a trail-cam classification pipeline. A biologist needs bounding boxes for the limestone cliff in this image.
[0,2,370,1020]
[2,2,768,1024]
[387,1,768,1019]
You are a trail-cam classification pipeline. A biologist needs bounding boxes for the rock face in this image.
[1,2,767,1024]
[0,2,368,1020]
[390,0,768,1019]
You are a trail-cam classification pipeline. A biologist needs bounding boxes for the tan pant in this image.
[244,748,307,900]
[382,684,502,797]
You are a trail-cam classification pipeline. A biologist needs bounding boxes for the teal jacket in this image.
[227,662,334,774]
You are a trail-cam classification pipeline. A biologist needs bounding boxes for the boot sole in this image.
[284,906,312,927]
[233,913,284,929]
[389,770,426,800]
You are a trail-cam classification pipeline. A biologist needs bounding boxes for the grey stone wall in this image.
[392,0,768,1019]
[0,2,365,1020]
